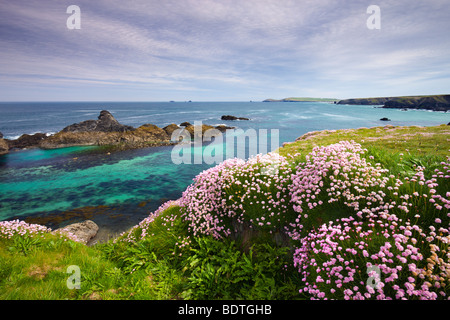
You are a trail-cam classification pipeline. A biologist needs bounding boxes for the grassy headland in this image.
[263,97,338,102]
[337,94,450,112]
[1,124,449,300]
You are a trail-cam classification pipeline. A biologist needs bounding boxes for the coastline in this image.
[263,95,450,112]
[336,94,450,112]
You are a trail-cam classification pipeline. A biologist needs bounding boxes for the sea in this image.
[0,101,448,241]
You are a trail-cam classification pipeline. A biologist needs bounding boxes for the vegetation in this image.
[0,124,449,300]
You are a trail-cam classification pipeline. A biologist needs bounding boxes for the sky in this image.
[0,0,449,101]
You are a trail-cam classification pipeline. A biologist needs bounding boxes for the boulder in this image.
[53,220,99,245]
[380,117,391,121]
[180,122,191,127]
[221,115,250,121]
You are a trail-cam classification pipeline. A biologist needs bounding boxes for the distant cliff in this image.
[337,95,450,112]
[263,97,338,102]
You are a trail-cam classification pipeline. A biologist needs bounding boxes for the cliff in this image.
[337,95,450,111]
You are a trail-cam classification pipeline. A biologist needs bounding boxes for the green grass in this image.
[1,124,449,300]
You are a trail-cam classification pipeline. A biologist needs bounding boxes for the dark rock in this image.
[221,115,250,121]
[0,132,3,139]
[180,122,191,127]
[62,110,134,133]
[7,133,48,149]
[380,117,391,121]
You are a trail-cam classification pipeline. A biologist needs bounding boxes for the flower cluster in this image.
[0,219,82,243]
[179,153,294,239]
[289,140,389,217]
[291,148,450,300]
[0,219,51,239]
[293,212,449,300]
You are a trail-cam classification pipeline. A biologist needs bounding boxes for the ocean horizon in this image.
[1,101,448,241]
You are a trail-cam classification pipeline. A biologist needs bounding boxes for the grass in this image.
[0,124,449,300]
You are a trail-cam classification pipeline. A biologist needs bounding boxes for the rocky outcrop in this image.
[7,133,48,149]
[338,95,450,112]
[62,110,134,133]
[40,111,173,150]
[38,111,236,150]
[53,220,99,245]
[221,115,250,121]
[380,117,391,121]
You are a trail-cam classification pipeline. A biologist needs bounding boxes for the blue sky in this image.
[0,0,449,101]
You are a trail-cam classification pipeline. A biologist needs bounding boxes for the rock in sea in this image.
[221,115,250,121]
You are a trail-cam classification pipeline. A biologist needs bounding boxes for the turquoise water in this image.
[0,101,448,232]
